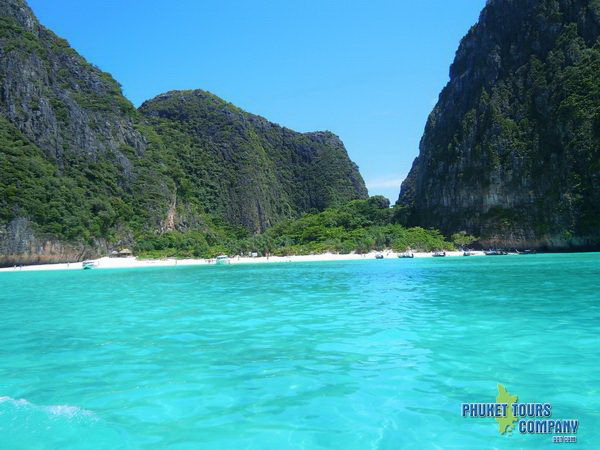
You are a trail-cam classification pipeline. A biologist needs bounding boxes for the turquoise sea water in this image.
[0,254,599,449]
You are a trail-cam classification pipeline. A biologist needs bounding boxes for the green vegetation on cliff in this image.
[139,91,368,232]
[399,0,600,250]
[0,0,368,264]
[0,117,155,243]
[134,197,453,259]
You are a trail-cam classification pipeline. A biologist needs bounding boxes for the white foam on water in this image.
[0,396,31,406]
[0,396,97,421]
[44,404,96,419]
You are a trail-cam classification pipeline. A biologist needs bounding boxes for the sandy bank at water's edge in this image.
[0,251,487,273]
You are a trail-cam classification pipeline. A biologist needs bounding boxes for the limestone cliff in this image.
[140,91,367,233]
[0,0,367,265]
[399,0,600,250]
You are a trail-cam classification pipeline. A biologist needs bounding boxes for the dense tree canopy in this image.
[134,197,454,259]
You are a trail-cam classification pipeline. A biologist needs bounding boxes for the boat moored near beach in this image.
[215,255,230,265]
[399,251,414,259]
[432,251,446,257]
[375,252,384,259]
[82,261,96,270]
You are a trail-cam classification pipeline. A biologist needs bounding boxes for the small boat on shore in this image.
[82,260,96,270]
[484,249,508,256]
[215,255,230,265]
[375,252,384,259]
[432,251,446,257]
[463,250,473,256]
[399,251,414,259]
[519,249,537,255]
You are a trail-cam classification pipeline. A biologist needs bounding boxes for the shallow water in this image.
[0,254,599,449]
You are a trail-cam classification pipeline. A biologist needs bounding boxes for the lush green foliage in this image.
[134,197,454,259]
[0,10,367,259]
[451,231,478,248]
[0,117,129,241]
[139,91,368,232]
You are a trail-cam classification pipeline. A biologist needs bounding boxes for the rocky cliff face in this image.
[140,91,367,233]
[0,217,104,266]
[0,0,146,165]
[0,0,367,265]
[0,0,184,265]
[399,0,600,250]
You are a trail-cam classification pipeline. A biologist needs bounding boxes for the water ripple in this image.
[0,255,599,448]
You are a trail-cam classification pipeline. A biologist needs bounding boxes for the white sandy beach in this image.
[0,251,486,273]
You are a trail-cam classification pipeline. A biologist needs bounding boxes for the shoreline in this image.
[0,251,487,273]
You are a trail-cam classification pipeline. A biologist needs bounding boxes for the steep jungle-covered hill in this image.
[399,0,600,250]
[0,0,367,265]
[139,90,367,233]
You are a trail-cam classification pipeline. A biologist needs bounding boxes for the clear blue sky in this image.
[28,0,485,202]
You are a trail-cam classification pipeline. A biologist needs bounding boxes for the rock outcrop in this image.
[140,90,367,232]
[0,0,367,265]
[399,0,600,250]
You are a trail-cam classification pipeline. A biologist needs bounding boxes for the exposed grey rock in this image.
[399,0,600,250]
